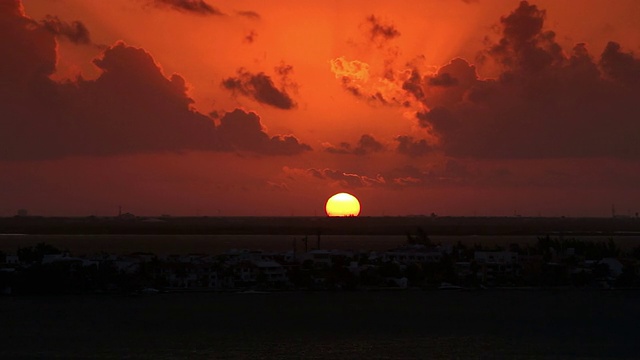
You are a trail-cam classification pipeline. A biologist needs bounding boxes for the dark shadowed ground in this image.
[2,234,640,256]
[1,290,639,359]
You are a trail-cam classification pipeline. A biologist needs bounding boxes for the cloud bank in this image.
[0,1,309,160]
[334,1,640,160]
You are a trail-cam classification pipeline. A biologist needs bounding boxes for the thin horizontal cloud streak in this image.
[284,154,640,191]
[236,10,260,20]
[283,164,470,189]
[324,134,384,155]
[310,168,386,188]
[150,0,224,15]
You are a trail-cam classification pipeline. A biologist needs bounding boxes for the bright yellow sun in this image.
[325,192,361,217]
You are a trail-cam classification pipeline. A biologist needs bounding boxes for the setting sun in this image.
[325,193,361,217]
[4,0,640,217]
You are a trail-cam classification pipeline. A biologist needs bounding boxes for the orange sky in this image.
[2,0,640,217]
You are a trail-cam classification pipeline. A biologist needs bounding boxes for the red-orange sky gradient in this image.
[2,0,640,217]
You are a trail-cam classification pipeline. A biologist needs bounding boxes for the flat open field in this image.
[2,290,639,359]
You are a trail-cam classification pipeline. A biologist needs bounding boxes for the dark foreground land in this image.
[3,215,640,236]
[2,290,639,359]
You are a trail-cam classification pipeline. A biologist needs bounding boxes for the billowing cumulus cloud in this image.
[222,67,297,110]
[324,134,384,155]
[600,41,640,90]
[40,15,92,45]
[0,1,309,160]
[150,0,224,15]
[335,1,640,160]
[218,109,311,155]
[416,1,640,159]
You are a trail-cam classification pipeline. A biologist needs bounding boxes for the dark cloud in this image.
[243,30,257,44]
[334,1,640,160]
[217,109,311,155]
[0,0,56,88]
[427,73,458,87]
[0,1,309,160]
[365,15,400,47]
[420,1,640,159]
[600,41,640,89]
[386,165,429,187]
[274,63,294,78]
[354,134,384,155]
[40,15,91,45]
[395,136,432,157]
[222,67,297,110]
[403,2,640,160]
[151,0,224,16]
[484,1,563,73]
[402,69,425,100]
[410,58,478,109]
[237,10,260,20]
[325,134,384,155]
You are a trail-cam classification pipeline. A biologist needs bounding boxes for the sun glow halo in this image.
[325,192,361,217]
